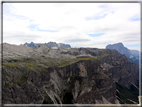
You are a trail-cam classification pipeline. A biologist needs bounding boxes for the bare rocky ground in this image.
[1,43,139,105]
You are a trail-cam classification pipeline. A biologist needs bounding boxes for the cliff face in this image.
[57,60,117,104]
[2,43,139,104]
[100,54,139,89]
[3,60,118,104]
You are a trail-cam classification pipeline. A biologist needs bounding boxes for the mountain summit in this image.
[106,42,139,67]
[106,42,133,58]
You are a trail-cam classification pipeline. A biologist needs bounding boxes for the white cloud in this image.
[3,3,141,50]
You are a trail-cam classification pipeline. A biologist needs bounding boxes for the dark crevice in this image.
[55,97,60,104]
[63,92,73,104]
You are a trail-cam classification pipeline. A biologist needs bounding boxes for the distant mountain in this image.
[24,42,39,49]
[106,43,133,58]
[130,50,139,57]
[23,42,71,49]
[106,43,139,67]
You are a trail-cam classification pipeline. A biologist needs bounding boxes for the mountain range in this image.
[22,41,71,49]
[1,42,139,104]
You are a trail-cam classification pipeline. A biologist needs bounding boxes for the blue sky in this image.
[127,44,140,47]
[3,3,140,51]
[130,15,141,21]
[88,33,105,37]
[28,24,58,32]
[86,14,108,20]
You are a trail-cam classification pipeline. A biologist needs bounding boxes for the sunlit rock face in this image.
[2,43,139,104]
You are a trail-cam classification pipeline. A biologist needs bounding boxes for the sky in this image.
[3,3,141,51]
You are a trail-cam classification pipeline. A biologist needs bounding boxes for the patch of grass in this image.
[77,54,109,61]
[3,62,20,67]
[3,62,44,87]
[3,54,109,78]
[9,73,27,87]
[41,68,48,72]
[57,58,78,67]
[77,57,98,61]
[57,54,109,67]
[57,57,93,67]
[96,54,109,60]
[3,54,109,69]
[3,57,49,87]
[17,74,27,84]
[3,61,42,75]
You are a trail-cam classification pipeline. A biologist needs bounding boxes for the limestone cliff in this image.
[3,60,118,104]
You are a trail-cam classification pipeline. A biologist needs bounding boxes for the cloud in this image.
[37,29,58,32]
[3,3,140,51]
[3,34,40,45]
[65,39,90,43]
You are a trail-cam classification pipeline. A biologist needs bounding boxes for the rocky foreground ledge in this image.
[1,43,139,104]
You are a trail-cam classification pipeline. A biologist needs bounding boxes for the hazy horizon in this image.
[3,3,140,51]
[2,41,140,51]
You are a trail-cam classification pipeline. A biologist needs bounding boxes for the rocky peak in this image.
[58,43,71,48]
[106,43,140,68]
[116,42,124,47]
[106,42,132,58]
[22,41,71,49]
